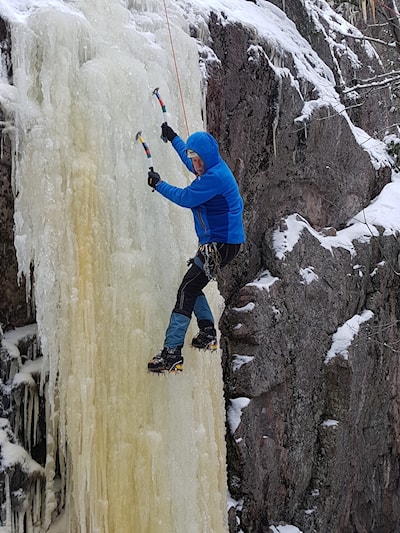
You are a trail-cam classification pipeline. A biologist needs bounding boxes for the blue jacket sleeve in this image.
[156,175,221,208]
[171,136,194,173]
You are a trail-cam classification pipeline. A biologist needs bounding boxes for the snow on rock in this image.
[273,171,400,264]
[348,171,400,235]
[270,525,303,533]
[232,354,254,372]
[228,397,251,434]
[12,358,43,389]
[0,419,43,476]
[2,324,38,345]
[246,270,279,291]
[227,491,243,512]
[232,302,255,313]
[322,419,339,428]
[325,310,374,364]
[181,0,395,168]
[299,267,319,285]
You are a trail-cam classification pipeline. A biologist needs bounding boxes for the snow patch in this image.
[273,173,400,263]
[325,310,374,364]
[270,525,303,533]
[322,419,339,427]
[0,419,43,476]
[246,270,279,291]
[299,266,319,285]
[227,491,243,512]
[232,302,255,313]
[232,354,254,372]
[228,397,251,434]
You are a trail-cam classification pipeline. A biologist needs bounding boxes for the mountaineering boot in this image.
[191,326,217,351]
[148,347,183,374]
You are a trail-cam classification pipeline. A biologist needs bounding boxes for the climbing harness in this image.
[201,243,222,280]
[153,87,169,142]
[188,243,222,281]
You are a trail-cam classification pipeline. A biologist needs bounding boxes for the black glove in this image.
[161,122,177,143]
[148,169,161,189]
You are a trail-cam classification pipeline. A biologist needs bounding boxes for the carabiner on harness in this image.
[200,243,222,281]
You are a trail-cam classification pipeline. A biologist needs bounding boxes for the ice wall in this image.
[2,0,228,531]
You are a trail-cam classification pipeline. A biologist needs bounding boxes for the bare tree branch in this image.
[343,73,400,93]
[339,31,398,47]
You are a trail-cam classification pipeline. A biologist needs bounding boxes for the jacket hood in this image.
[186,131,220,170]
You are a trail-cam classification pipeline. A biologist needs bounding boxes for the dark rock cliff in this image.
[202,1,400,532]
[1,1,400,532]
[0,18,31,330]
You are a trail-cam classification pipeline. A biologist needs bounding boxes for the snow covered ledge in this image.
[0,324,48,531]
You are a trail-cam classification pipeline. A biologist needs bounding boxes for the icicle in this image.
[43,376,64,531]
[19,509,26,533]
[5,473,11,529]
[361,0,375,22]
[33,390,39,448]
[24,386,29,451]
[272,75,282,157]
[35,478,43,527]
[361,0,367,21]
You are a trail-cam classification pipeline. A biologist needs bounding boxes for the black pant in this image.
[173,243,241,319]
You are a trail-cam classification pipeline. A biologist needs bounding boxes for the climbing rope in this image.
[162,0,190,137]
[374,0,399,18]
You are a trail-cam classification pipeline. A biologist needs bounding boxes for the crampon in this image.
[147,348,184,374]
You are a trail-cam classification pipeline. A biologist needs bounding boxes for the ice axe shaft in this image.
[135,130,153,169]
[153,87,168,143]
[136,130,156,191]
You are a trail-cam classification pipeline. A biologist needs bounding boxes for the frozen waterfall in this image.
[1,0,228,531]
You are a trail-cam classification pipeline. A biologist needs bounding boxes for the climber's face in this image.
[191,155,205,176]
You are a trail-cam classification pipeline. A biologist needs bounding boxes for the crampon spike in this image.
[148,363,183,375]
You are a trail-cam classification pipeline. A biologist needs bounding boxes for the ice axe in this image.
[152,87,168,143]
[136,130,156,190]
[135,130,153,170]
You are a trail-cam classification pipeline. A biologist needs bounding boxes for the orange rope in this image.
[162,0,190,137]
[375,0,400,18]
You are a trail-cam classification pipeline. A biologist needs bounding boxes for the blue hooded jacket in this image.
[156,131,245,245]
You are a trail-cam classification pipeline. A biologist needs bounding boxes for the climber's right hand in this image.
[161,122,177,143]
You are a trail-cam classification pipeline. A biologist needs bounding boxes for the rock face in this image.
[0,18,31,330]
[2,2,400,532]
[202,2,400,532]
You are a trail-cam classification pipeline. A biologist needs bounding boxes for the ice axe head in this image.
[152,88,168,143]
[136,130,152,163]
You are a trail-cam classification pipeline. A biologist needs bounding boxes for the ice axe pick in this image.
[152,87,168,143]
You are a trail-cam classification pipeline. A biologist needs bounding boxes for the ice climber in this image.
[147,123,245,373]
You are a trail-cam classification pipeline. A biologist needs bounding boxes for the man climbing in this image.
[147,123,245,373]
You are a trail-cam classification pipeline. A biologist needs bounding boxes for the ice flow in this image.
[3,0,228,531]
